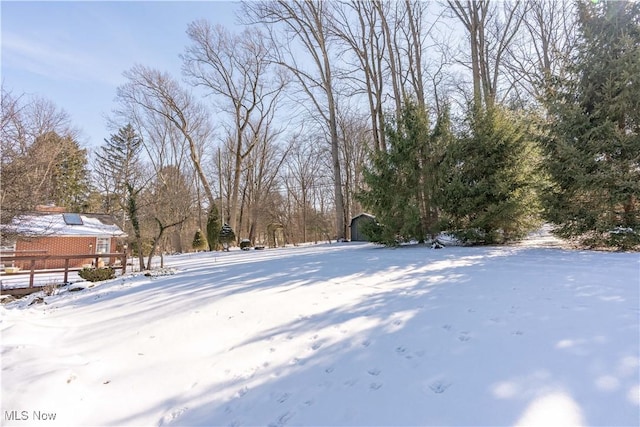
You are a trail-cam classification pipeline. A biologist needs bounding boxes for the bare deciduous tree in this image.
[1,85,83,227]
[182,22,287,236]
[242,0,347,240]
[117,65,216,207]
[332,0,387,152]
[447,0,525,108]
[504,0,577,103]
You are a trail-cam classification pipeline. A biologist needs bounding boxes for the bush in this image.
[192,229,208,251]
[79,267,115,282]
[240,239,252,250]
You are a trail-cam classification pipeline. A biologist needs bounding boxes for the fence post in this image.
[121,250,127,275]
[29,259,36,288]
[63,258,70,284]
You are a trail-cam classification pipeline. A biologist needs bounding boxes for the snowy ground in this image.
[1,239,639,426]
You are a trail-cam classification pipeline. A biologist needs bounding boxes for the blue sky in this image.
[2,1,241,151]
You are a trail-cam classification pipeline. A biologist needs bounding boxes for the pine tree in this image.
[50,134,91,211]
[27,131,90,211]
[95,124,146,269]
[94,123,144,217]
[543,0,640,249]
[192,229,208,251]
[358,100,448,245]
[440,106,543,244]
[206,205,220,251]
[219,223,236,251]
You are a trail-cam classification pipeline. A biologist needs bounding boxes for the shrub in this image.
[192,229,208,251]
[240,239,252,250]
[79,267,115,282]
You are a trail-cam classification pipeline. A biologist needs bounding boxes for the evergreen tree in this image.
[543,0,640,249]
[440,106,543,244]
[192,229,208,251]
[206,204,220,251]
[95,124,146,269]
[219,223,236,251]
[25,131,90,211]
[49,134,91,211]
[358,100,448,245]
[94,123,144,217]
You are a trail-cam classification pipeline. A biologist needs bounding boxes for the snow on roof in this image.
[7,213,126,238]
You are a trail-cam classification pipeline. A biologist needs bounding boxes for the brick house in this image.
[4,209,127,270]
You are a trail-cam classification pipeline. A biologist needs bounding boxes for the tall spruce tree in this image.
[48,134,91,211]
[206,204,220,251]
[25,131,90,211]
[359,100,448,245]
[440,106,543,244]
[95,124,146,268]
[543,0,640,249]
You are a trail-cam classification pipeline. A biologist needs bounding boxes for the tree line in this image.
[2,0,638,262]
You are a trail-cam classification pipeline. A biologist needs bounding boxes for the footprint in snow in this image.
[344,378,358,387]
[442,324,452,331]
[276,393,290,403]
[268,411,293,427]
[458,332,471,342]
[367,368,381,376]
[311,342,322,351]
[159,407,188,426]
[361,339,371,348]
[512,330,524,336]
[370,382,383,390]
[235,386,248,398]
[429,381,451,394]
[395,346,408,354]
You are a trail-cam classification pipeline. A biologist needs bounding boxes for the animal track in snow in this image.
[367,368,381,376]
[370,382,383,390]
[458,331,471,342]
[344,378,358,387]
[276,393,290,403]
[429,381,451,394]
[442,324,452,331]
[395,346,408,354]
[159,407,188,426]
[235,386,248,398]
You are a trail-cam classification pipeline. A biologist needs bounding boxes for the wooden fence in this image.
[0,252,127,296]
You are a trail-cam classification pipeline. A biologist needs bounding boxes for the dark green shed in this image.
[349,213,376,242]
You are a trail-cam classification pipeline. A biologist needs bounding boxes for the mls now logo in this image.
[4,410,57,421]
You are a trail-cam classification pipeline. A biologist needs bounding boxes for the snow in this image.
[1,239,639,426]
[6,213,125,237]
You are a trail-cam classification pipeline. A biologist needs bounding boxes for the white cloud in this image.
[2,31,124,87]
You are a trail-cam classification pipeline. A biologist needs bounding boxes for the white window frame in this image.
[95,237,110,254]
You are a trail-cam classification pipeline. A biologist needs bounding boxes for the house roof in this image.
[6,212,127,238]
[349,213,376,226]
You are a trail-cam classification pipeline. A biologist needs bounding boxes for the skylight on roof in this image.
[63,213,83,225]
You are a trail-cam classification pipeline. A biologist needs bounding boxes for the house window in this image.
[96,238,110,254]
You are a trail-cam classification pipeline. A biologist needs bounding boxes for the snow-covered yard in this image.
[1,241,638,426]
